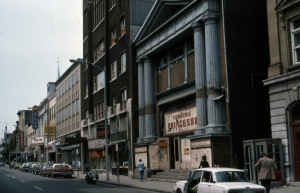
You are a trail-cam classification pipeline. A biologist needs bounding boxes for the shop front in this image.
[88,138,106,169]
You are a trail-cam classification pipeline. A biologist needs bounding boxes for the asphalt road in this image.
[0,167,156,193]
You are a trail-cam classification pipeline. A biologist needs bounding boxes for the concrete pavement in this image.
[74,171,300,193]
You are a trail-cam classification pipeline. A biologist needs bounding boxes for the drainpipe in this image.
[221,0,233,166]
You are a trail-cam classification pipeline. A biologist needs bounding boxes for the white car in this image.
[173,167,265,193]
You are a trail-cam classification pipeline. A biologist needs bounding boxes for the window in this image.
[100,103,104,119]
[84,57,88,70]
[85,83,88,98]
[112,96,116,114]
[121,52,126,73]
[93,0,105,28]
[159,56,167,69]
[170,47,184,63]
[120,16,126,36]
[94,40,105,61]
[111,27,116,46]
[93,76,97,92]
[291,18,300,65]
[121,89,127,110]
[94,72,105,92]
[111,61,117,80]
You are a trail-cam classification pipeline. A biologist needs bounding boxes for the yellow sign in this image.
[44,126,56,136]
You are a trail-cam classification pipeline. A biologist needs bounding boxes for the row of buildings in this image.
[3,0,300,184]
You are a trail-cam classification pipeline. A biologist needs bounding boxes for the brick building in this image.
[81,0,155,176]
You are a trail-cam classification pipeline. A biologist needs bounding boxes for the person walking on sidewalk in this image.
[255,152,277,193]
[138,159,145,182]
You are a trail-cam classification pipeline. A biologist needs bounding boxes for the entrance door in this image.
[174,137,181,169]
[293,127,300,181]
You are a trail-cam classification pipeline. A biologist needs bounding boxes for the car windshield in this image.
[215,171,249,182]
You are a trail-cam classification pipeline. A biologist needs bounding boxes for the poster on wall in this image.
[181,138,191,162]
[165,106,197,135]
[191,148,211,168]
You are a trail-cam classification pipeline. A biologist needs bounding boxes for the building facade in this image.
[133,0,270,174]
[55,62,81,169]
[81,0,155,176]
[264,0,300,183]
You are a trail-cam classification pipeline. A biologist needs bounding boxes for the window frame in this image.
[121,52,126,73]
[120,16,126,36]
[291,17,300,65]
[111,61,117,81]
[121,88,127,110]
[111,27,117,46]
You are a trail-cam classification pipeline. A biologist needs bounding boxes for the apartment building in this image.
[81,0,155,176]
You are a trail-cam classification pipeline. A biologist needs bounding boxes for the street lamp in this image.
[69,58,109,181]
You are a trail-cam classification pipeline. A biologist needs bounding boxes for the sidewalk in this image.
[74,171,300,193]
[75,171,173,193]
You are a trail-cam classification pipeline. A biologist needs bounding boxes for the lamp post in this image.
[69,59,109,181]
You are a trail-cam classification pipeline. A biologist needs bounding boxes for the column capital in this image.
[202,11,219,23]
[192,21,204,30]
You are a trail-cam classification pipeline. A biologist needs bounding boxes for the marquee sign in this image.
[165,106,197,135]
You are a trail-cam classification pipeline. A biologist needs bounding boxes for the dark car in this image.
[30,163,41,174]
[20,162,34,172]
[40,163,52,177]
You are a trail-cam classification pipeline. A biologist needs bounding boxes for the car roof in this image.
[192,167,245,172]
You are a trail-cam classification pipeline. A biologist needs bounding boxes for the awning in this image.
[61,144,80,151]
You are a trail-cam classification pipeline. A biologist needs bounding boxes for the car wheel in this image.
[176,189,182,193]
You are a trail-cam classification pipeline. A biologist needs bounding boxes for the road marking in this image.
[34,186,43,191]
[20,180,25,182]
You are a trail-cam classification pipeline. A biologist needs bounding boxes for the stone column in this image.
[143,56,156,142]
[137,59,145,142]
[203,12,225,133]
[192,21,207,135]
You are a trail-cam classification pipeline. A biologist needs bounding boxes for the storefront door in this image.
[293,127,300,181]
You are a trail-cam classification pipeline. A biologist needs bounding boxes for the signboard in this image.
[165,106,197,135]
[44,126,55,136]
[32,105,39,130]
[32,137,44,145]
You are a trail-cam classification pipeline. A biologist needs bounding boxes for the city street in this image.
[0,166,156,193]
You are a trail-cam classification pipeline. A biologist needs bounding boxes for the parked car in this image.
[173,167,266,193]
[0,162,4,166]
[48,163,74,178]
[40,163,52,177]
[13,163,21,169]
[20,162,34,172]
[30,163,41,174]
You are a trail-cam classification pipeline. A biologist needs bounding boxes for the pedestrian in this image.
[138,159,145,182]
[199,155,209,168]
[255,152,277,193]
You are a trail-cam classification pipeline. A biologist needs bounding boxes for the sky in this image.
[0,0,83,138]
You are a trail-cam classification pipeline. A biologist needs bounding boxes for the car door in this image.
[197,171,213,193]
[184,170,202,193]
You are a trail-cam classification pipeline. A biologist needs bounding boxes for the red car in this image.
[48,163,74,178]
